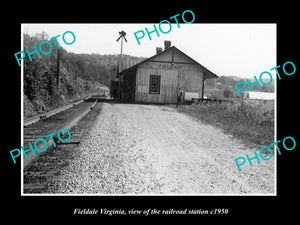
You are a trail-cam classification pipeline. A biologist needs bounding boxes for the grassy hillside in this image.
[178,75,275,148]
[177,101,274,148]
[204,75,275,100]
[23,32,145,118]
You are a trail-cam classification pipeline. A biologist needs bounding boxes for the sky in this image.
[22,23,276,78]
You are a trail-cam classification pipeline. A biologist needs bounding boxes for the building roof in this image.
[248,91,275,100]
[119,46,218,79]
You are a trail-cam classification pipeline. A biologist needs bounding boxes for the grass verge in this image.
[176,101,274,147]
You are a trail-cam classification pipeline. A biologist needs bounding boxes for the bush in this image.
[223,88,232,98]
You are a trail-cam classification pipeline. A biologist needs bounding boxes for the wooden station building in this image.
[116,41,218,103]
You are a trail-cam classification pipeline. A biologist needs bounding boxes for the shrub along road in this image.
[49,103,275,194]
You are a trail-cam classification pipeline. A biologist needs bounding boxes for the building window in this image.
[149,75,161,94]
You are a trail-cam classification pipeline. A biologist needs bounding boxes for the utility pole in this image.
[116,31,127,100]
[116,30,127,73]
[120,35,123,71]
[57,48,60,92]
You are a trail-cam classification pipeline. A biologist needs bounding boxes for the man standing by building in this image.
[176,88,184,108]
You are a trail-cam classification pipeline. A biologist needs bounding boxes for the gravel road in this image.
[49,103,275,194]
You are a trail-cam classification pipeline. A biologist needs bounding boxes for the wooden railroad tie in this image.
[56,141,80,145]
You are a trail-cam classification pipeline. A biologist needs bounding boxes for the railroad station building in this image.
[115,41,218,104]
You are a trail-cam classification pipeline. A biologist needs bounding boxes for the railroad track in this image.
[24,95,93,127]
[23,95,102,193]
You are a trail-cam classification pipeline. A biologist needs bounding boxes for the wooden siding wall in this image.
[135,61,203,103]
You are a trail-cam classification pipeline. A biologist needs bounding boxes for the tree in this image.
[33,31,49,41]
[205,78,217,87]
[223,88,232,98]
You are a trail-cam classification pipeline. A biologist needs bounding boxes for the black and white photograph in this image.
[4,5,298,220]
[20,23,276,195]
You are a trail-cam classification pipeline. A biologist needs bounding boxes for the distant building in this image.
[245,91,275,106]
[216,82,222,89]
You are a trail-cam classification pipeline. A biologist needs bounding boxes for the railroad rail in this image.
[23,95,99,170]
[24,95,93,127]
[191,98,233,104]
[23,95,102,193]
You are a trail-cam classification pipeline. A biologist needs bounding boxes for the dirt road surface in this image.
[51,103,275,194]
